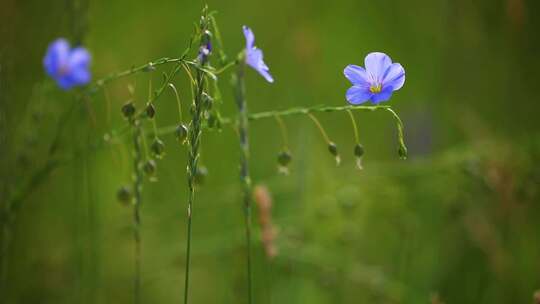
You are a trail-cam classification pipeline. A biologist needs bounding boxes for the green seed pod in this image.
[277,150,292,175]
[327,142,341,166]
[354,144,365,158]
[175,124,189,144]
[121,102,136,119]
[202,92,213,110]
[328,142,338,156]
[207,113,217,128]
[398,146,408,160]
[142,63,155,72]
[143,159,157,176]
[193,166,208,186]
[117,186,132,205]
[145,103,155,119]
[151,138,165,159]
[277,151,292,167]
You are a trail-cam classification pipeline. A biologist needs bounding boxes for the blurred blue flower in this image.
[344,52,405,104]
[43,38,91,90]
[243,26,273,83]
[198,41,212,63]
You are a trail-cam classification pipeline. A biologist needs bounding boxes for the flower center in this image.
[370,84,382,93]
[58,64,70,76]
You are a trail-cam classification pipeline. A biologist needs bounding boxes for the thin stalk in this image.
[167,83,184,121]
[184,10,210,302]
[274,115,289,149]
[131,119,144,304]
[346,109,360,143]
[234,62,253,304]
[385,108,407,159]
[87,58,185,93]
[307,113,331,143]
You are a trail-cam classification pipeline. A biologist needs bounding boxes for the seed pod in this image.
[117,186,132,205]
[277,150,292,175]
[121,102,136,119]
[327,142,341,166]
[143,62,155,72]
[202,92,213,110]
[143,159,157,176]
[277,150,292,167]
[398,146,407,160]
[354,143,365,170]
[354,144,364,158]
[207,113,217,129]
[193,166,208,186]
[145,103,155,119]
[175,124,189,144]
[151,138,165,159]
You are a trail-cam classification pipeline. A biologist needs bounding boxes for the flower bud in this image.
[193,166,208,186]
[327,142,341,166]
[201,30,212,45]
[145,103,155,119]
[121,102,136,119]
[143,159,157,176]
[175,124,189,144]
[117,185,132,205]
[151,138,165,159]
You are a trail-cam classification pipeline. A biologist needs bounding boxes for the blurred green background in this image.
[1,0,540,303]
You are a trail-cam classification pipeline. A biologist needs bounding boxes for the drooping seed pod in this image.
[117,185,132,205]
[151,138,165,159]
[327,142,341,166]
[143,159,157,176]
[354,143,365,170]
[277,150,292,175]
[175,124,189,144]
[398,145,408,160]
[121,102,136,119]
[201,92,213,110]
[193,166,208,186]
[145,103,155,119]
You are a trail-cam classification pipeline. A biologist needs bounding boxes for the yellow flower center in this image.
[370,84,382,93]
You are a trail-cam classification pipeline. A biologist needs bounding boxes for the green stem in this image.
[234,61,253,304]
[307,113,331,144]
[184,9,210,301]
[274,115,289,149]
[88,58,185,93]
[346,109,360,143]
[131,119,144,304]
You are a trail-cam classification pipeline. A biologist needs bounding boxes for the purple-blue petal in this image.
[364,52,392,83]
[346,85,372,105]
[43,38,70,77]
[344,65,370,86]
[69,47,91,69]
[382,63,405,91]
[244,29,273,83]
[370,85,394,103]
[243,25,255,50]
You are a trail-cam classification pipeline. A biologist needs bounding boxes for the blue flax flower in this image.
[344,52,405,104]
[243,26,274,83]
[43,38,91,90]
